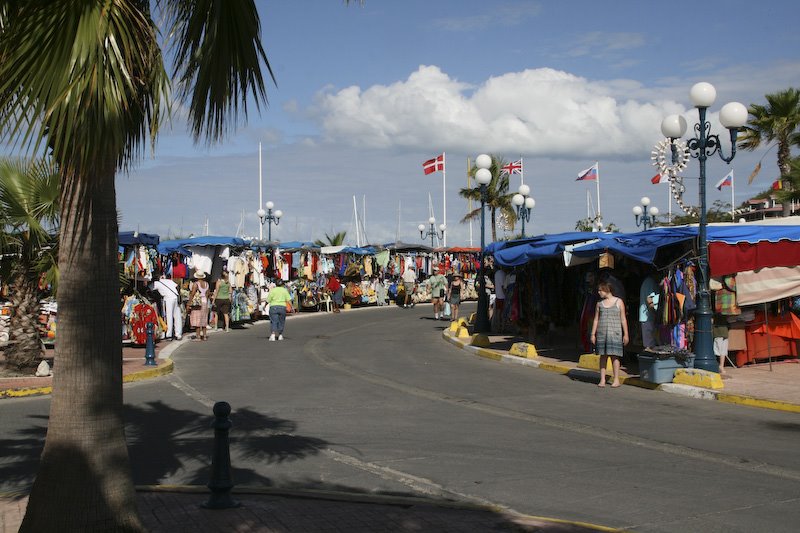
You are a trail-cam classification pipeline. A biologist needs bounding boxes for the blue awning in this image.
[119,231,159,246]
[494,231,610,266]
[157,236,248,255]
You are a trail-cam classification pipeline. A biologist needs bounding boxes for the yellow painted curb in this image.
[509,342,538,359]
[537,362,571,375]
[470,334,490,347]
[673,368,724,390]
[123,358,174,383]
[473,348,502,361]
[716,393,800,414]
[577,353,612,371]
[0,385,52,399]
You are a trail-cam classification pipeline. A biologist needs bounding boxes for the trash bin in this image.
[637,347,695,384]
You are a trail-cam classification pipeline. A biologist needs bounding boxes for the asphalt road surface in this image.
[2,303,799,532]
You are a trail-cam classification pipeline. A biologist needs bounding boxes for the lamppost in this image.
[256,201,283,241]
[511,184,535,238]
[660,82,747,372]
[418,217,445,248]
[632,196,659,230]
[473,154,493,333]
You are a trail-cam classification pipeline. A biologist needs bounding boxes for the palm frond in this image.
[161,0,274,143]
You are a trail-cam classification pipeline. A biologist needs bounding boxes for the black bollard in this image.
[144,322,157,366]
[202,401,240,509]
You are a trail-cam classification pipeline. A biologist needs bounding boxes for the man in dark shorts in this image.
[326,274,344,313]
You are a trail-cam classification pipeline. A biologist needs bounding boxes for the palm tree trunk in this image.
[21,167,143,531]
[779,142,793,216]
[490,208,498,242]
[5,276,43,369]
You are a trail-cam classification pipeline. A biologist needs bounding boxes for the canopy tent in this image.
[156,236,247,255]
[119,231,159,247]
[707,226,800,276]
[383,242,433,252]
[494,232,610,267]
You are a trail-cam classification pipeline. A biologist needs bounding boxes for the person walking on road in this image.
[401,264,417,308]
[266,278,292,341]
[152,270,183,340]
[187,271,210,341]
[428,267,448,320]
[590,281,629,388]
[212,270,232,332]
[447,273,464,322]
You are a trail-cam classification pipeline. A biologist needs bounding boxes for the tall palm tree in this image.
[739,87,800,214]
[0,2,273,530]
[0,158,60,370]
[459,155,516,242]
[314,230,347,247]
[774,156,800,212]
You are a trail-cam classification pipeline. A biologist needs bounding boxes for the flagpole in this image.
[467,157,473,247]
[731,171,735,221]
[442,152,447,247]
[258,142,263,240]
[520,155,524,186]
[595,162,601,223]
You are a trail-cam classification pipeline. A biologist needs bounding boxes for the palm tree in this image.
[459,155,516,242]
[0,158,60,370]
[739,87,800,214]
[314,230,347,247]
[0,2,273,530]
[774,156,800,212]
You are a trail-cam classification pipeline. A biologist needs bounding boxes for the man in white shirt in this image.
[401,265,417,308]
[152,272,183,340]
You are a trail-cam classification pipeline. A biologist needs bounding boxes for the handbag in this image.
[285,301,293,314]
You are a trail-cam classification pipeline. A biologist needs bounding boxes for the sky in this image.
[114,0,800,246]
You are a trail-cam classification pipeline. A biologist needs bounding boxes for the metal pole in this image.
[267,211,272,242]
[694,106,718,372]
[475,185,491,333]
[521,209,526,238]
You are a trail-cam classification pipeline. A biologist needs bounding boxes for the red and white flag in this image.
[651,173,665,184]
[423,154,445,175]
[500,159,523,176]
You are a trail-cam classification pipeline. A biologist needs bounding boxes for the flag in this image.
[576,163,598,181]
[772,179,783,190]
[747,162,761,185]
[715,170,733,191]
[500,159,522,176]
[651,173,664,184]
[423,154,444,175]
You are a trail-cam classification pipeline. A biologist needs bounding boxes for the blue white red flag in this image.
[576,163,598,181]
[715,170,733,190]
[500,159,523,176]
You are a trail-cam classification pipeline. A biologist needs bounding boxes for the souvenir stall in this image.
[569,224,800,368]
[707,226,800,367]
[157,235,249,324]
[494,232,613,340]
[118,231,163,344]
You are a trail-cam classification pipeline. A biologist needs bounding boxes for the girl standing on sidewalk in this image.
[590,281,629,388]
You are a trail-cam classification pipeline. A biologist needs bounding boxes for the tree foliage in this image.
[459,155,516,242]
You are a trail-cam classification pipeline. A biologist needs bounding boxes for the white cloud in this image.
[312,65,681,160]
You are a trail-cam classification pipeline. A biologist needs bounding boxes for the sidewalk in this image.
[443,322,800,414]
[0,339,175,399]
[0,487,613,532]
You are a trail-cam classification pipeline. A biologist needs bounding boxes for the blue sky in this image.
[116,0,800,245]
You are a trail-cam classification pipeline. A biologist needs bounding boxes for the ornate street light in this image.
[632,196,659,230]
[473,154,493,333]
[511,184,535,238]
[418,217,445,247]
[257,201,283,241]
[660,82,747,372]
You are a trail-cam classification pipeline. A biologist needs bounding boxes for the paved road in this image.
[2,303,799,532]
